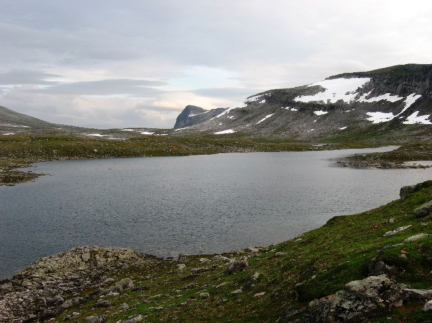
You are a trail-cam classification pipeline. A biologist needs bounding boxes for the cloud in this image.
[0,70,61,85]
[0,0,432,128]
[29,79,166,96]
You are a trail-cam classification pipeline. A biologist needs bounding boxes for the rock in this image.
[86,315,107,323]
[212,255,231,262]
[199,258,211,264]
[404,233,430,242]
[254,292,265,297]
[94,299,111,308]
[383,225,412,236]
[225,259,248,275]
[275,252,288,257]
[216,282,228,288]
[414,201,432,218]
[231,289,242,295]
[115,278,134,291]
[123,314,144,323]
[62,297,84,309]
[404,288,432,301]
[368,260,399,277]
[244,247,260,253]
[304,275,403,322]
[119,303,130,310]
[200,292,210,298]
[400,185,415,198]
[423,300,432,312]
[177,264,186,270]
[181,283,196,290]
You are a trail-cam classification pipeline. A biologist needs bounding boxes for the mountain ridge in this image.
[173,63,432,140]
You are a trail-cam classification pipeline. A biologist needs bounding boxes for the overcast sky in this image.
[1,0,431,129]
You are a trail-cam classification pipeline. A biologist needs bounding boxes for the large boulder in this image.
[400,185,415,199]
[303,275,403,322]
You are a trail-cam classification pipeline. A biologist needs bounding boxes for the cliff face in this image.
[173,64,432,140]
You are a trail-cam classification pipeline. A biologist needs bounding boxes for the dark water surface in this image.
[2,147,432,279]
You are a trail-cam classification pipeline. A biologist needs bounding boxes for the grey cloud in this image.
[0,70,60,85]
[29,79,166,96]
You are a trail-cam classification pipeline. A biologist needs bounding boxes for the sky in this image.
[1,0,431,129]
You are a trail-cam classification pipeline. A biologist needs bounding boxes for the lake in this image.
[1,147,432,279]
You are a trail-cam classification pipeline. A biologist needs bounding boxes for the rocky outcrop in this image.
[0,246,158,323]
[302,275,404,322]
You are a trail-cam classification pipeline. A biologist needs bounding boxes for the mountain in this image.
[173,64,432,140]
[174,105,227,129]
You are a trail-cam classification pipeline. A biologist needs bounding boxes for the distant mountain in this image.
[173,64,432,140]
[174,105,226,129]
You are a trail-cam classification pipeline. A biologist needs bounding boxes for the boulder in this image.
[225,259,249,275]
[414,201,432,218]
[304,275,403,322]
[400,185,415,199]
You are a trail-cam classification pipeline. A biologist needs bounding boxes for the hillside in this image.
[173,64,432,141]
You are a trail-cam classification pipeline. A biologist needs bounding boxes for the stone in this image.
[216,282,228,288]
[212,255,231,262]
[404,233,430,242]
[383,225,412,236]
[115,278,134,291]
[177,264,186,270]
[231,289,242,295]
[304,275,404,322]
[368,260,399,277]
[414,201,432,218]
[199,292,210,298]
[225,259,248,275]
[119,303,130,310]
[254,292,265,297]
[94,299,111,308]
[423,300,432,312]
[123,314,144,323]
[199,258,211,264]
[244,247,260,253]
[404,288,432,301]
[400,185,415,198]
[275,252,288,257]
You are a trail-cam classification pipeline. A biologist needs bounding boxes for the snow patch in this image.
[3,133,15,135]
[366,93,422,124]
[141,131,154,135]
[174,127,189,132]
[403,111,432,125]
[366,112,395,124]
[314,110,328,116]
[121,129,134,132]
[294,77,370,104]
[259,99,266,104]
[256,113,275,125]
[358,92,403,103]
[339,126,347,130]
[215,129,235,134]
[85,133,107,137]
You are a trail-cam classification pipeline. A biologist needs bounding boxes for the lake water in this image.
[1,147,432,280]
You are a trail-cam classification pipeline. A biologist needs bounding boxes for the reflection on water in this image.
[1,146,432,279]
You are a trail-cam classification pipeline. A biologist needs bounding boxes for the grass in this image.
[53,181,432,322]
